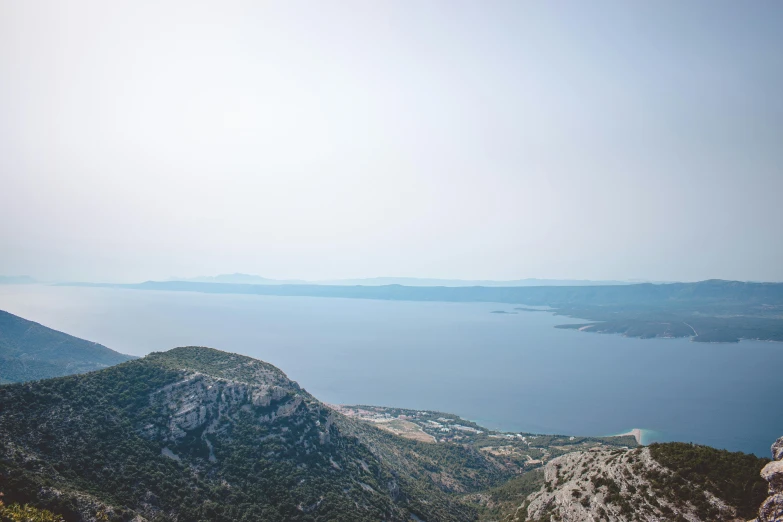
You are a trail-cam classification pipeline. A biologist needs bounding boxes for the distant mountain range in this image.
[0,310,134,384]
[171,273,633,287]
[170,273,309,285]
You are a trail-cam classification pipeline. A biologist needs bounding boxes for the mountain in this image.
[511,442,770,522]
[173,273,308,285]
[0,347,499,521]
[0,310,134,384]
[316,277,631,287]
[0,345,776,522]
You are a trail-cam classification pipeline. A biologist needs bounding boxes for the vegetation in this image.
[555,313,783,342]
[649,442,770,519]
[336,405,636,477]
[517,444,770,522]
[0,498,64,522]
[463,470,544,521]
[0,310,133,384]
[0,347,502,521]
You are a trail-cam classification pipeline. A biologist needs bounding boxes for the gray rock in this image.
[754,436,783,522]
[773,437,783,462]
[521,447,737,522]
[757,493,783,522]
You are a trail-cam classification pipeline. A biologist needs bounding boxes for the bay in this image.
[0,284,780,456]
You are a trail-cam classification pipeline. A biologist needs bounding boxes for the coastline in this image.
[614,428,644,445]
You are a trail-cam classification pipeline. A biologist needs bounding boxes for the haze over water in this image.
[2,284,780,457]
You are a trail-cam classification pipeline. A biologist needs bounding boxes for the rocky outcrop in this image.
[517,447,738,522]
[136,368,324,463]
[754,436,783,522]
[150,373,294,438]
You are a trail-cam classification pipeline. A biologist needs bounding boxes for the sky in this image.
[1,1,782,283]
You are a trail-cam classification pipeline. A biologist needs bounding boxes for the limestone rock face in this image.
[519,447,737,522]
[755,436,783,522]
[141,370,321,447]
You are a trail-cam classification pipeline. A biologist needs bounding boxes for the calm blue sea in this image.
[1,284,780,457]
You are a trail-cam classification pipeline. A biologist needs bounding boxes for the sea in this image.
[1,284,780,457]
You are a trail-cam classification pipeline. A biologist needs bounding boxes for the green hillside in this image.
[0,347,497,521]
[0,310,134,384]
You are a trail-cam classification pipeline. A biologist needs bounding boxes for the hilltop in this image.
[0,347,504,521]
[0,310,134,384]
[514,443,769,521]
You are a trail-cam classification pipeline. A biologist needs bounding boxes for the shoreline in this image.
[335,404,650,449]
[614,428,644,445]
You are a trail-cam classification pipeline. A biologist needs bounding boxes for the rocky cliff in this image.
[516,447,740,522]
[510,441,770,522]
[753,436,783,522]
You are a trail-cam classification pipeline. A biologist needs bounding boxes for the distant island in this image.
[60,279,783,343]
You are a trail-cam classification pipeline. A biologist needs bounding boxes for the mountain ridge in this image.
[169,274,632,287]
[0,310,134,384]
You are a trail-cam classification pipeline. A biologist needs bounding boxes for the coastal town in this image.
[330,404,638,472]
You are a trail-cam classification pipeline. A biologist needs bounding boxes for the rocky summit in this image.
[517,447,744,522]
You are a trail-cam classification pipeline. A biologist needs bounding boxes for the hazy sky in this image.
[1,1,782,283]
